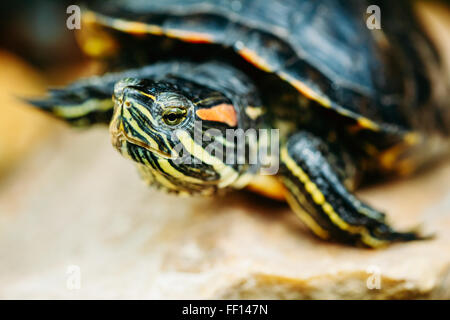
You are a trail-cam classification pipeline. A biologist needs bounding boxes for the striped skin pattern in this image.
[280,132,421,247]
[30,62,263,196]
[109,65,265,196]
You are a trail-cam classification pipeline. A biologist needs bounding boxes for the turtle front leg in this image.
[280,131,423,248]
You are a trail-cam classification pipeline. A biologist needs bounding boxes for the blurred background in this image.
[0,0,100,177]
[0,0,449,299]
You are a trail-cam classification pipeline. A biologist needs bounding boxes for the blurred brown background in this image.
[0,1,449,299]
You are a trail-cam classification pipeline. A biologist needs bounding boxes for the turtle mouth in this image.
[111,128,176,160]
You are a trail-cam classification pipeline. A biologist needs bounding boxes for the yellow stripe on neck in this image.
[176,130,238,188]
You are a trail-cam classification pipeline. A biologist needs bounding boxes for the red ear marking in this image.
[196,103,238,127]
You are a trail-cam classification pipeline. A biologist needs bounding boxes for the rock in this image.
[0,127,449,299]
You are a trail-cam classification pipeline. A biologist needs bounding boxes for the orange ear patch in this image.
[196,103,238,127]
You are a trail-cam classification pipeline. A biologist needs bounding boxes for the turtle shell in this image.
[80,0,449,136]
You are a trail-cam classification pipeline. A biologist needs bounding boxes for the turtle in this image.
[29,0,449,248]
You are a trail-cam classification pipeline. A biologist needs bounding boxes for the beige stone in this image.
[0,128,449,299]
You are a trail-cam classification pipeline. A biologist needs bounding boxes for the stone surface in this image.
[0,127,449,299]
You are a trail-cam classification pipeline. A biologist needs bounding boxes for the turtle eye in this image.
[162,107,187,126]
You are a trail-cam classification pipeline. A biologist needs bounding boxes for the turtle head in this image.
[110,77,256,195]
[110,78,194,160]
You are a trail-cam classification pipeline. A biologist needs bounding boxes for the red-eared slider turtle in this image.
[30,0,449,247]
